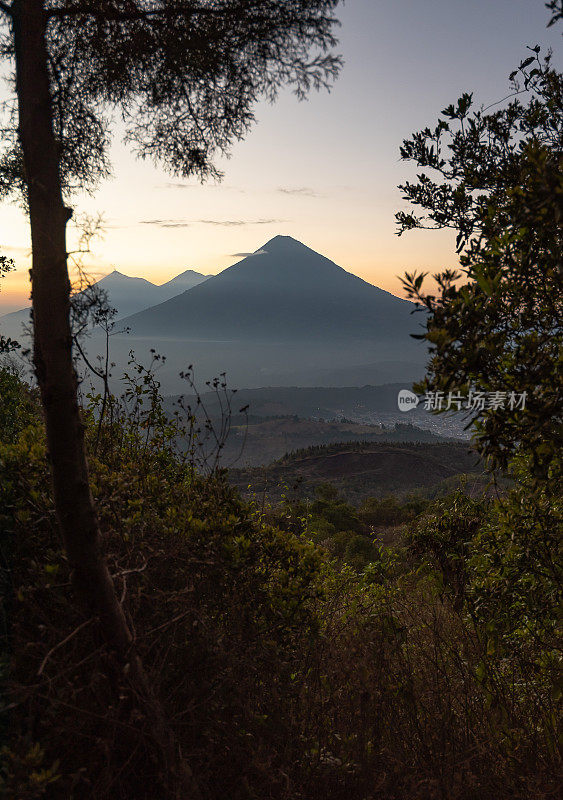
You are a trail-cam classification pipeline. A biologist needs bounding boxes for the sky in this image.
[0,0,560,313]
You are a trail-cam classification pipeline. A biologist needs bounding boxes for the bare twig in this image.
[144,609,193,638]
[37,617,94,676]
[112,560,148,579]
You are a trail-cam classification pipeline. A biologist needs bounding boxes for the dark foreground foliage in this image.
[0,370,560,799]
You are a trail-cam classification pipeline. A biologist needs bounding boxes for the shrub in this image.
[1,372,560,799]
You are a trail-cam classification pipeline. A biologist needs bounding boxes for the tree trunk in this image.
[12,0,133,665]
[11,2,198,796]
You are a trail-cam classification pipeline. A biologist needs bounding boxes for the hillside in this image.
[210,417,454,467]
[165,384,469,465]
[229,440,484,503]
[171,383,469,427]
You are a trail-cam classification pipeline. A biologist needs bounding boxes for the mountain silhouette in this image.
[121,236,421,347]
[94,271,162,319]
[0,267,209,340]
[156,268,209,299]
[90,268,209,318]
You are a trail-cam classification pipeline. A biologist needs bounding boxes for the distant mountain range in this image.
[1,236,428,390]
[95,272,160,319]
[0,267,209,340]
[95,268,209,318]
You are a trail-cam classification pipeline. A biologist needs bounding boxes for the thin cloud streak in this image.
[139,218,284,228]
[230,249,267,258]
[156,182,246,193]
[277,187,322,198]
[198,219,283,227]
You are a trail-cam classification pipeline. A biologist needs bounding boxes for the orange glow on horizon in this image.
[0,228,457,314]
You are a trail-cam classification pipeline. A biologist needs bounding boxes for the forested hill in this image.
[229,440,485,503]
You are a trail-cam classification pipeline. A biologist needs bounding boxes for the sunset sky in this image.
[0,0,560,314]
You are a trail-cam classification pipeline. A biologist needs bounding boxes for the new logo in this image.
[397,389,419,412]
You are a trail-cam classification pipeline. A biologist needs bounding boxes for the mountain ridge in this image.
[121,235,419,345]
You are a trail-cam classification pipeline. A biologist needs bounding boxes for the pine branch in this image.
[46,3,232,21]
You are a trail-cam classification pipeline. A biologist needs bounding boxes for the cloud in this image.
[198,219,283,227]
[160,182,193,189]
[230,249,267,258]
[277,187,322,198]
[156,182,246,193]
[140,218,282,229]
[140,219,191,228]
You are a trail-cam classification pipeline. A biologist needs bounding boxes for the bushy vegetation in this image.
[398,36,562,478]
[1,369,560,799]
[264,482,426,569]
